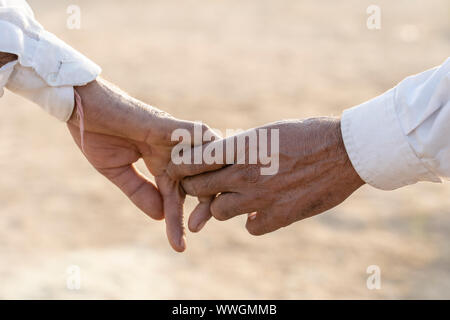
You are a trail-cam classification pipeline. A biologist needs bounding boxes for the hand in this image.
[168,117,364,236]
[67,78,214,252]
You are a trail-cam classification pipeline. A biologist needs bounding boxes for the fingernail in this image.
[248,212,257,220]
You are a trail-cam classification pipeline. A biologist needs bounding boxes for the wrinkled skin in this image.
[68,79,215,252]
[169,117,365,235]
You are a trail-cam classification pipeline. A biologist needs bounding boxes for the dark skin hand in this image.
[1,51,362,244]
[168,117,365,235]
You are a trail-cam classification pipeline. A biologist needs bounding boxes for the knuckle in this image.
[204,175,217,193]
[240,165,260,184]
[246,224,265,236]
[211,196,240,221]
[210,199,228,221]
[181,178,197,196]
[252,187,266,202]
[246,214,268,236]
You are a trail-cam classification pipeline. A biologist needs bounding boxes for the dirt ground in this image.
[0,0,449,299]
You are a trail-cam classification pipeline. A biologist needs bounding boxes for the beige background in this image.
[0,0,449,299]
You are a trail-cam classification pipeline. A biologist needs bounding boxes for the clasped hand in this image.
[70,79,364,252]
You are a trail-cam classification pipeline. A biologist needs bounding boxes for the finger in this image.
[98,164,164,220]
[67,123,164,220]
[154,118,219,148]
[188,196,213,233]
[166,138,226,180]
[181,165,239,197]
[245,210,285,236]
[210,193,253,221]
[177,120,221,147]
[156,175,186,252]
[168,159,226,181]
[167,128,258,180]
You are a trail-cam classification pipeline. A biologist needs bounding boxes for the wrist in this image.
[69,78,160,142]
[334,118,365,188]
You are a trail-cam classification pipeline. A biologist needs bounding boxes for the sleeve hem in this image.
[341,89,440,190]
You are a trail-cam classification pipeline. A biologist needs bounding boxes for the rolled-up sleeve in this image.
[341,57,450,190]
[0,0,101,121]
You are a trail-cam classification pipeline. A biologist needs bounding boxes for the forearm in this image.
[69,78,174,144]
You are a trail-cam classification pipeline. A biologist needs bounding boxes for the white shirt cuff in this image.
[6,64,76,122]
[32,30,101,87]
[341,89,440,190]
[0,6,101,121]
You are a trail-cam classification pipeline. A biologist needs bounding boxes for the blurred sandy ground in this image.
[0,0,449,299]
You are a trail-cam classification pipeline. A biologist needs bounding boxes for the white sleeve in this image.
[341,57,450,190]
[0,0,101,121]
